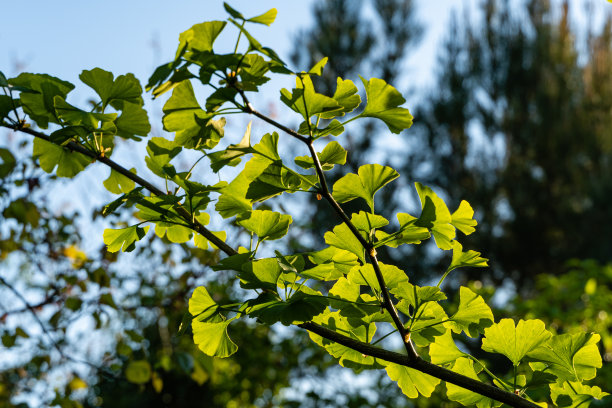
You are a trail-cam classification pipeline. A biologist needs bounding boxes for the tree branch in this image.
[299,322,540,408]
[2,123,237,256]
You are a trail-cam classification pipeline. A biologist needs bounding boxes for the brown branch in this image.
[3,123,237,256]
[299,322,540,408]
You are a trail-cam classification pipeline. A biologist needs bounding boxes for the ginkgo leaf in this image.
[309,311,383,373]
[245,291,327,326]
[238,258,281,291]
[192,319,237,358]
[237,210,292,241]
[294,140,347,170]
[247,7,277,25]
[103,168,136,194]
[415,183,455,250]
[307,246,359,275]
[408,301,448,347]
[359,76,413,134]
[324,222,365,263]
[154,223,192,243]
[33,138,91,178]
[481,319,552,366]
[446,241,488,274]
[350,211,389,234]
[319,77,361,119]
[189,286,219,321]
[347,263,408,292]
[280,75,341,120]
[332,164,399,212]
[103,225,149,253]
[451,200,477,235]
[178,21,227,55]
[448,286,494,338]
[429,331,465,365]
[550,381,609,408]
[391,282,447,308]
[308,57,328,76]
[527,332,602,382]
[447,358,496,408]
[385,363,440,398]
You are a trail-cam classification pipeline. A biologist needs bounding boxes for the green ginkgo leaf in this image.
[237,210,292,241]
[192,319,237,358]
[245,291,327,326]
[481,319,552,366]
[247,7,278,25]
[33,138,91,178]
[415,182,455,250]
[79,68,143,109]
[350,211,389,234]
[280,75,341,120]
[103,168,136,194]
[527,332,603,382]
[319,77,361,119]
[238,258,281,291]
[550,381,609,408]
[188,286,219,321]
[429,331,465,365]
[294,140,347,171]
[408,301,448,347]
[385,363,440,398]
[451,200,477,235]
[103,225,149,253]
[347,263,408,292]
[10,72,75,128]
[332,164,399,212]
[390,282,447,308]
[324,222,365,263]
[359,76,413,134]
[309,311,383,373]
[308,57,328,76]
[448,286,494,338]
[307,246,359,275]
[446,358,496,408]
[178,21,227,55]
[154,223,192,243]
[446,241,488,274]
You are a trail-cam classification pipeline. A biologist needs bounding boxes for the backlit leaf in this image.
[189,286,219,321]
[103,225,149,253]
[332,164,399,212]
[448,286,493,338]
[103,168,136,194]
[447,358,496,408]
[237,210,292,241]
[386,363,440,398]
[192,319,237,358]
[359,76,412,134]
[33,138,91,178]
[324,222,365,263]
[482,319,552,366]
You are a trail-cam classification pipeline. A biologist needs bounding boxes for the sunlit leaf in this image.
[33,138,91,178]
[294,140,347,171]
[237,210,292,241]
[359,76,412,133]
[447,286,493,337]
[324,222,365,263]
[527,332,602,382]
[103,225,149,253]
[429,331,465,365]
[386,363,440,398]
[192,319,237,358]
[332,164,399,212]
[482,319,552,366]
[189,286,219,322]
[447,358,496,408]
[103,168,136,194]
